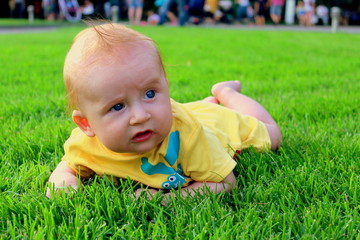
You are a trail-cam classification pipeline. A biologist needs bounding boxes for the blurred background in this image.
[0,0,359,26]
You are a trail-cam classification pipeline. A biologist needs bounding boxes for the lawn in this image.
[0,25,359,239]
[0,18,81,27]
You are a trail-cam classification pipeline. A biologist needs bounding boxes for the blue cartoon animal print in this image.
[140,157,175,175]
[162,173,187,189]
[164,131,180,165]
[140,131,189,189]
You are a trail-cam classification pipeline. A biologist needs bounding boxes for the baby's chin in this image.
[107,141,163,155]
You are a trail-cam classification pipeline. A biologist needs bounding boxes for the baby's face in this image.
[77,45,172,153]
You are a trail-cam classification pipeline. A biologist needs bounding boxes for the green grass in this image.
[0,18,48,25]
[1,26,359,239]
[0,18,83,27]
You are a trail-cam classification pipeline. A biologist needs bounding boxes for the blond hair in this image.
[63,22,165,110]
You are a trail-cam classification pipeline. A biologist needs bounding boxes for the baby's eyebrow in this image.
[141,77,162,87]
[101,95,125,111]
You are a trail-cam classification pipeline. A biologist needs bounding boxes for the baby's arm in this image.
[46,161,79,198]
[179,171,236,196]
[137,172,236,201]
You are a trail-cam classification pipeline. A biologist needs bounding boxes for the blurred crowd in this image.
[1,0,360,26]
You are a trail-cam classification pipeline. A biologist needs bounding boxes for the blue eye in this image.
[145,90,155,99]
[111,103,124,111]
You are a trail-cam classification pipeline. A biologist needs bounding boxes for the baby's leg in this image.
[212,81,269,119]
[202,81,242,104]
[211,80,242,95]
[202,96,219,104]
[212,81,281,149]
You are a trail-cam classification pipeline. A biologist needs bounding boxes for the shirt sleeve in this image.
[62,128,95,178]
[184,101,271,153]
[62,156,94,178]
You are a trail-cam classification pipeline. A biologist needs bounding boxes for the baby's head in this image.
[64,23,166,110]
[63,23,173,154]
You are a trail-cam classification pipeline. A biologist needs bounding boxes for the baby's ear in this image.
[72,110,95,137]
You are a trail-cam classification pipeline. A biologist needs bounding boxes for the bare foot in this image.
[211,81,242,98]
[202,96,219,104]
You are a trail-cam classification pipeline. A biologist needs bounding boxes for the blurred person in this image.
[80,0,95,18]
[188,0,205,24]
[147,10,160,25]
[109,0,125,20]
[10,0,25,18]
[104,1,112,18]
[340,9,350,26]
[127,0,143,25]
[158,0,188,26]
[254,0,267,26]
[217,0,234,23]
[203,0,218,24]
[303,0,315,26]
[316,4,328,25]
[296,0,305,26]
[247,4,255,24]
[9,0,16,17]
[269,0,284,25]
[157,0,175,25]
[42,0,57,20]
[156,0,179,25]
[236,0,250,24]
[34,0,45,18]
[59,0,81,21]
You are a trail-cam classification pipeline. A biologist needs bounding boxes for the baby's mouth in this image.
[132,130,153,143]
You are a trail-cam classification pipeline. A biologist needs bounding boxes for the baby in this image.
[47,23,281,198]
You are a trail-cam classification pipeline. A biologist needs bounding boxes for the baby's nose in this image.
[129,104,151,125]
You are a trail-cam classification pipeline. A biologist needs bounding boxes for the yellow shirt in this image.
[205,0,219,13]
[63,99,271,189]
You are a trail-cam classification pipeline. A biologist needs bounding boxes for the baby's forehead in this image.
[70,29,158,67]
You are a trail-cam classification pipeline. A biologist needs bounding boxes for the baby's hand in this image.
[135,188,159,200]
[46,161,79,198]
[46,183,78,198]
